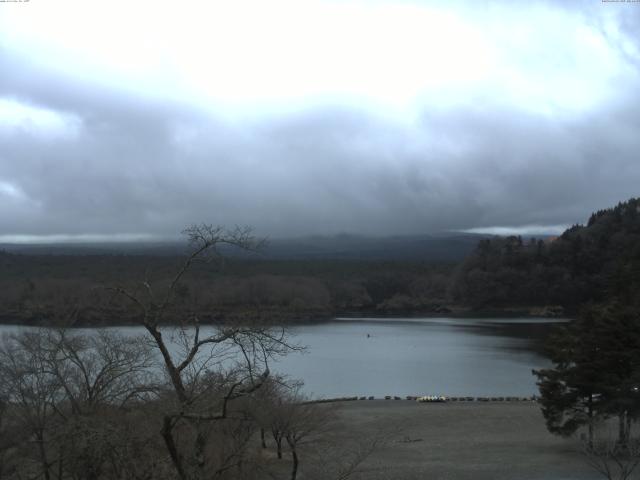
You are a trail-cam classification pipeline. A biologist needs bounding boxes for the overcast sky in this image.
[1,0,639,241]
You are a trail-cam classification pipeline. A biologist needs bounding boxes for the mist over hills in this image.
[0,233,495,262]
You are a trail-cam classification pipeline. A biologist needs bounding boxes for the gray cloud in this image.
[1,3,640,239]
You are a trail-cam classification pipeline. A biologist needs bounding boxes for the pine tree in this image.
[534,304,640,446]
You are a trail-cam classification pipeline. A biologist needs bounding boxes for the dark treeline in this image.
[534,304,640,447]
[0,253,454,325]
[2,198,640,326]
[452,197,640,315]
[527,201,640,472]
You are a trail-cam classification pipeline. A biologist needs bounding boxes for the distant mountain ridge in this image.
[0,233,493,262]
[260,234,490,261]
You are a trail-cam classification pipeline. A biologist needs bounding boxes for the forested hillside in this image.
[452,198,640,313]
[3,199,640,325]
[0,253,454,325]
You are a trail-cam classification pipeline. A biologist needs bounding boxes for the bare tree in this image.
[282,395,333,480]
[109,224,299,480]
[302,427,387,480]
[0,384,17,479]
[262,380,300,461]
[584,437,640,480]
[41,329,157,414]
[248,375,292,458]
[0,328,161,480]
[0,225,386,480]
[0,331,62,480]
[46,329,158,480]
[255,382,381,480]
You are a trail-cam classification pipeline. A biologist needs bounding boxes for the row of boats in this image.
[416,395,448,403]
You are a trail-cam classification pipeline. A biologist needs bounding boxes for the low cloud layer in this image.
[1,1,639,240]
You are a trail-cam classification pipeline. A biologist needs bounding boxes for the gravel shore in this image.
[328,400,601,480]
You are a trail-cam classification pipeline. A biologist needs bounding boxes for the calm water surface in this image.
[0,317,562,398]
[275,317,561,398]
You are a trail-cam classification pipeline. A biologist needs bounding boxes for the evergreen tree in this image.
[534,304,640,446]
[453,197,640,311]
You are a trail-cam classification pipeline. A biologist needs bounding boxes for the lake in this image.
[0,317,563,398]
[276,317,561,398]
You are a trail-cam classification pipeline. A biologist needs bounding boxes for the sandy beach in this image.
[324,400,602,480]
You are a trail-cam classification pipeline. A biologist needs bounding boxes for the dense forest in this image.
[452,197,640,314]
[0,250,454,325]
[1,198,640,325]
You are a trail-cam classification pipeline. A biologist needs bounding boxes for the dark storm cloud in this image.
[1,3,640,239]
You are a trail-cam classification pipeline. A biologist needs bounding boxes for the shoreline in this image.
[324,400,600,480]
[305,395,539,404]
[0,308,572,328]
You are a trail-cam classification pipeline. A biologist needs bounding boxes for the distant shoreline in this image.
[0,306,572,328]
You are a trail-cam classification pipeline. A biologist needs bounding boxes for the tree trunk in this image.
[288,443,298,480]
[36,431,50,480]
[260,428,267,449]
[587,395,594,449]
[57,450,64,480]
[146,327,187,403]
[272,430,283,459]
[618,410,629,447]
[193,423,207,478]
[194,425,207,471]
[162,416,187,480]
